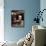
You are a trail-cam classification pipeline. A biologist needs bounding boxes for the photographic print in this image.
[11,10,24,27]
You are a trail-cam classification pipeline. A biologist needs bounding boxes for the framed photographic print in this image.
[11,10,24,27]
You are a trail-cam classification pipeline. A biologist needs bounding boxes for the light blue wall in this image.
[4,0,40,42]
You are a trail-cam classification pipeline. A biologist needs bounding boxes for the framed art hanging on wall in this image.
[11,10,24,27]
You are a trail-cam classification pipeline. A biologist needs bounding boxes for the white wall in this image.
[0,0,4,42]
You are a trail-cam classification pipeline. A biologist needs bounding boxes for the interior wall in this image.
[0,0,4,42]
[4,0,40,42]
